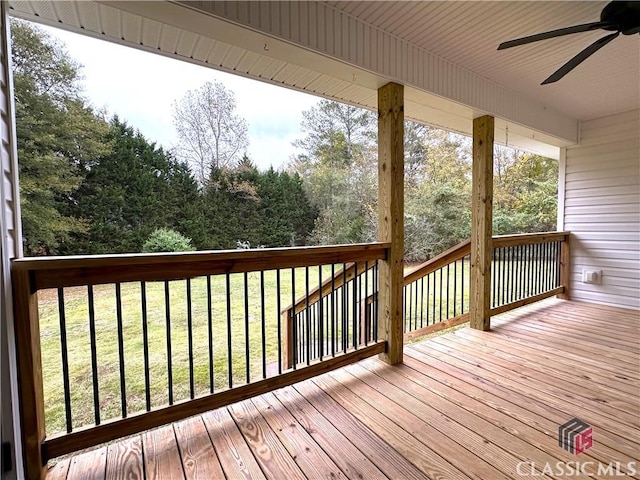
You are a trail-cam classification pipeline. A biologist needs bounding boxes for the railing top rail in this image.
[404,239,471,285]
[13,242,391,291]
[492,231,569,248]
[284,260,375,316]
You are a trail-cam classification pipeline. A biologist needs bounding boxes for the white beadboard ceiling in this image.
[328,1,639,122]
[7,1,639,157]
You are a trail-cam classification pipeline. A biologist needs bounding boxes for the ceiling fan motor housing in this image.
[601,1,640,35]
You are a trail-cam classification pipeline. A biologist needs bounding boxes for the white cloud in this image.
[40,24,319,170]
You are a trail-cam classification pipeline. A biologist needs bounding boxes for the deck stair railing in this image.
[282,231,570,364]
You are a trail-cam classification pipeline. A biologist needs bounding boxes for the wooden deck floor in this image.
[47,299,640,480]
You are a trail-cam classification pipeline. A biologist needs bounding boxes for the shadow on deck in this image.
[47,299,640,480]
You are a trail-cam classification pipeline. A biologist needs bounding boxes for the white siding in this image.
[1,4,21,476]
[564,109,640,310]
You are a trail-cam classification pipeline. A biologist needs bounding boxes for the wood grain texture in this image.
[489,287,563,316]
[227,399,305,480]
[15,243,389,290]
[202,408,266,480]
[251,393,346,479]
[557,234,570,299]
[470,115,494,331]
[403,313,469,341]
[142,426,184,480]
[54,300,639,480]
[45,458,71,480]
[66,447,107,480]
[292,381,430,480]
[174,416,225,480]
[11,267,46,480]
[43,342,384,459]
[492,231,568,248]
[404,240,470,285]
[272,386,387,480]
[106,436,144,480]
[377,82,404,364]
[312,372,472,480]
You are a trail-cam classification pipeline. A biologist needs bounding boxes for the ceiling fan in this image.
[497,1,640,85]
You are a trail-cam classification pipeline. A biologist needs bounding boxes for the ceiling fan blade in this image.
[541,31,620,84]
[497,21,611,50]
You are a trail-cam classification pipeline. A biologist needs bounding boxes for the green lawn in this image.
[38,256,557,435]
[39,265,352,434]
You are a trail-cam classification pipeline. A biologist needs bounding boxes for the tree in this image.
[12,20,111,255]
[291,100,377,245]
[66,118,203,254]
[172,81,249,184]
[493,152,558,234]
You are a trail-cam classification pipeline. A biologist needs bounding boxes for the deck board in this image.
[47,299,640,480]
[105,437,143,480]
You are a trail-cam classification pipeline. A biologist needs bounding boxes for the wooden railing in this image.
[11,242,389,479]
[490,231,569,314]
[283,232,570,357]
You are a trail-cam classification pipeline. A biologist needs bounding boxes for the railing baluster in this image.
[555,241,561,288]
[318,266,324,360]
[408,278,413,333]
[331,264,336,356]
[164,281,173,405]
[432,271,437,324]
[500,248,506,305]
[342,264,348,353]
[141,282,151,410]
[305,267,310,365]
[460,258,464,314]
[364,261,369,346]
[453,261,458,317]
[291,268,297,369]
[115,283,127,416]
[276,269,282,375]
[244,272,250,383]
[439,268,443,322]
[260,271,266,379]
[426,272,431,325]
[226,274,233,387]
[186,279,194,399]
[207,276,214,393]
[419,277,424,328]
[87,285,100,424]
[374,260,379,342]
[57,288,72,433]
[352,262,358,349]
[446,264,450,317]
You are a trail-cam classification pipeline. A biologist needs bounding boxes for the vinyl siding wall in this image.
[1,5,20,477]
[563,109,640,309]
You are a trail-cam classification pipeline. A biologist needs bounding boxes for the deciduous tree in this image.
[172,81,249,184]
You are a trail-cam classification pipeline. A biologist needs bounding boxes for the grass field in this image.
[38,256,556,435]
[39,265,350,434]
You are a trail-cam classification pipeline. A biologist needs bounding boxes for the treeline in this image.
[291,101,558,261]
[14,21,316,255]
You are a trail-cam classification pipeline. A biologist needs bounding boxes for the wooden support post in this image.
[470,115,494,331]
[11,268,46,479]
[557,234,571,300]
[282,309,294,369]
[377,82,404,364]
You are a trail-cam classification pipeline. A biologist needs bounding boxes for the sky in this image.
[41,24,321,171]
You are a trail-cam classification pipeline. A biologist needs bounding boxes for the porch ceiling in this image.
[329,1,640,123]
[8,1,639,159]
